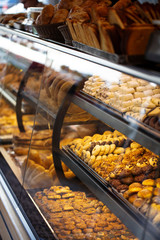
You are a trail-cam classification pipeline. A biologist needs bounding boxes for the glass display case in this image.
[0,26,160,240]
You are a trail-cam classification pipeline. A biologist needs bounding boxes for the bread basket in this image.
[33,22,65,43]
[58,24,72,45]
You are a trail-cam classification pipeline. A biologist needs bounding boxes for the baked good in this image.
[122,25,155,55]
[83,73,160,124]
[58,0,84,10]
[129,182,143,193]
[41,4,55,25]
[50,9,69,23]
[142,179,156,186]
[34,186,137,239]
[143,107,160,131]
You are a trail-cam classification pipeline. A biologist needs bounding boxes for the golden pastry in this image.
[137,189,152,199]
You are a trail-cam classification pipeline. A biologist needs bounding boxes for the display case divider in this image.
[16,62,44,132]
[52,84,77,185]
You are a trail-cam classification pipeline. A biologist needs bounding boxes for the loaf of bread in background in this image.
[35,4,68,25]
[122,24,155,55]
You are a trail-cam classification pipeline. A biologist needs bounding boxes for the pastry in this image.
[41,4,55,25]
[142,179,155,186]
[137,189,152,199]
[129,182,142,193]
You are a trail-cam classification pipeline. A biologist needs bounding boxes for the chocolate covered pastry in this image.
[143,107,160,132]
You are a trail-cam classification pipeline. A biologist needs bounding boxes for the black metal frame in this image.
[52,84,77,185]
[16,62,44,132]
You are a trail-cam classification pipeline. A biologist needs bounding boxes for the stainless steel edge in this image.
[0,26,160,85]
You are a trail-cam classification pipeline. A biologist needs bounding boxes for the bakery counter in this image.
[0,22,160,240]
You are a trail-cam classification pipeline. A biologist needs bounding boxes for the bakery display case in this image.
[0,25,160,240]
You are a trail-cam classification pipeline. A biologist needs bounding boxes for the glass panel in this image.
[0,33,47,191]
[22,50,155,239]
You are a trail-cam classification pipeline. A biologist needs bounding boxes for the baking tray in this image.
[62,146,160,233]
[79,91,160,142]
[13,22,25,31]
[72,41,145,64]
[79,90,123,117]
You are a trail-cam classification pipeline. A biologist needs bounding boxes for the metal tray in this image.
[63,146,160,235]
[80,90,123,116]
[0,135,13,145]
[72,41,145,64]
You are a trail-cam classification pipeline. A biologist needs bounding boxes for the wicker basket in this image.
[58,24,72,45]
[33,22,65,43]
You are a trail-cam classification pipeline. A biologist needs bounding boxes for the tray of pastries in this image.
[64,129,159,193]
[82,74,160,136]
[63,129,160,229]
[33,185,138,240]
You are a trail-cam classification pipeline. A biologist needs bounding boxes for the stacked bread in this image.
[67,130,159,192]
[13,129,52,149]
[25,71,42,98]
[123,179,160,226]
[34,186,137,239]
[40,66,90,119]
[83,74,160,125]
[66,0,160,55]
